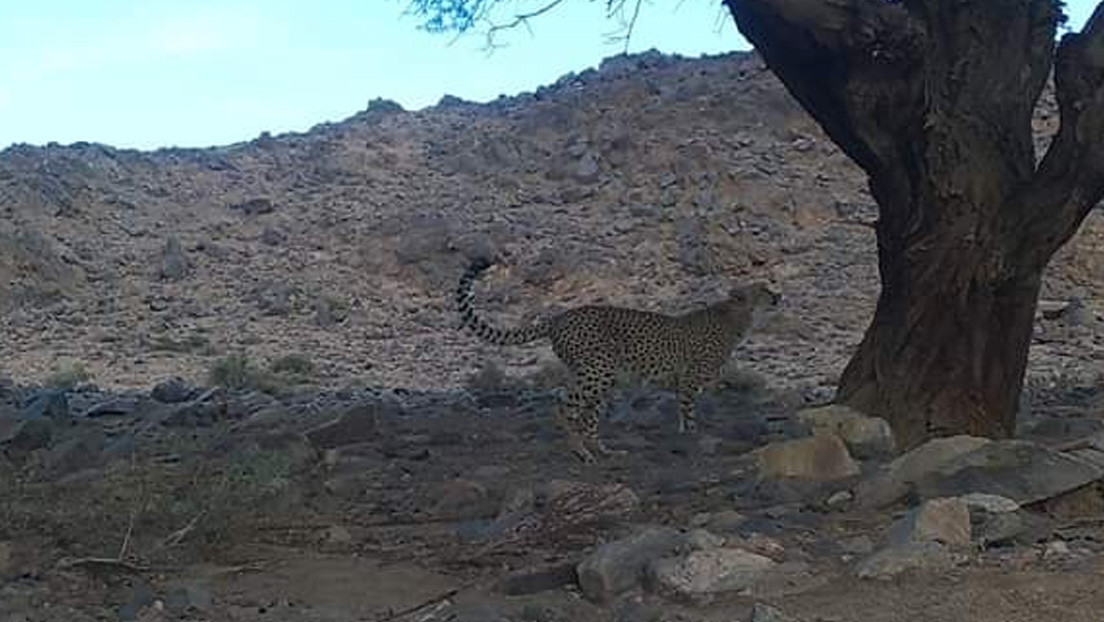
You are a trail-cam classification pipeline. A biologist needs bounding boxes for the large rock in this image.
[914,440,1104,506]
[647,547,777,600]
[797,404,895,459]
[855,436,992,508]
[859,437,1104,510]
[576,526,685,603]
[855,542,958,581]
[755,434,860,481]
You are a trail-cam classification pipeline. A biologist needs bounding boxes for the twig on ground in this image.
[158,510,207,549]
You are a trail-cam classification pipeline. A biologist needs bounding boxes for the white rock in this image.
[648,547,776,598]
[959,492,1020,514]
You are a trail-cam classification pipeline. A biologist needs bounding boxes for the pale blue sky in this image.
[0,1,1098,150]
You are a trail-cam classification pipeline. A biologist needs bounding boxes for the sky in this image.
[0,0,1099,151]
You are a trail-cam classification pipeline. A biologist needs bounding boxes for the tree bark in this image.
[724,0,1104,449]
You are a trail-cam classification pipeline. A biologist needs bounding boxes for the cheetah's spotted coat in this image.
[456,258,779,462]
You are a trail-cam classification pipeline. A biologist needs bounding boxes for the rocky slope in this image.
[0,49,1102,400]
[4,49,1104,622]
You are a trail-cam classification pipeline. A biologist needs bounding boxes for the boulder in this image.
[755,434,860,481]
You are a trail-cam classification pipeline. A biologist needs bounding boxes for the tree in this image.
[724,0,1104,448]
[410,0,1104,449]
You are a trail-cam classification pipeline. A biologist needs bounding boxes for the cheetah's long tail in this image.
[456,258,550,346]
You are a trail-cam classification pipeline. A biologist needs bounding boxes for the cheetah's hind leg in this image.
[556,379,625,463]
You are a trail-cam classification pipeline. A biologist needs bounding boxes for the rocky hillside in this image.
[1,50,1102,396]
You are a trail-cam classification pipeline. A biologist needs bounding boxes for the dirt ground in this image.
[3,378,1104,622]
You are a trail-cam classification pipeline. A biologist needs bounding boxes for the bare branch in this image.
[1014,2,1104,265]
[602,0,645,52]
[481,0,570,50]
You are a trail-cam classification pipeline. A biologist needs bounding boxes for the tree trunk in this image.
[724,0,1104,449]
[837,230,1044,448]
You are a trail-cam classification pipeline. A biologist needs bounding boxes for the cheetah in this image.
[456,257,780,463]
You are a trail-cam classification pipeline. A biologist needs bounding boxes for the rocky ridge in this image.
[1,50,1100,397]
[3,49,1104,621]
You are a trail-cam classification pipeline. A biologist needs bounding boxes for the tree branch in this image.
[723,0,923,175]
[1014,2,1104,266]
[483,0,570,50]
[603,0,645,52]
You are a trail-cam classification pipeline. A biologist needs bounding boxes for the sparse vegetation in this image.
[43,361,92,390]
[207,352,317,394]
[207,352,273,392]
[148,332,212,354]
[270,355,317,380]
[465,360,509,393]
[718,364,768,396]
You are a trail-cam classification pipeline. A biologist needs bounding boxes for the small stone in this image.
[151,377,195,403]
[685,529,726,551]
[229,197,275,215]
[647,547,776,599]
[825,490,854,509]
[260,226,287,246]
[576,526,686,603]
[751,603,800,622]
[694,510,745,535]
[959,493,1020,515]
[1045,539,1071,557]
[324,525,353,545]
[743,533,786,561]
[159,236,191,281]
[573,152,601,184]
[0,541,12,579]
[755,434,860,481]
[887,497,971,548]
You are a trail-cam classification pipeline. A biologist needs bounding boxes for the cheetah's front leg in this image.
[675,386,700,434]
